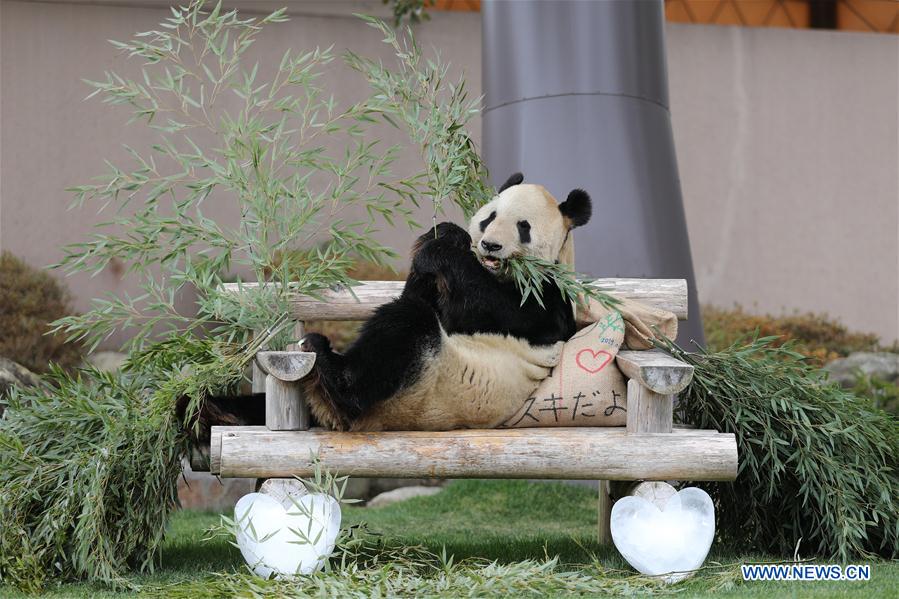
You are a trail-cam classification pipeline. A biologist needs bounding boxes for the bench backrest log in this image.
[221,278,689,323]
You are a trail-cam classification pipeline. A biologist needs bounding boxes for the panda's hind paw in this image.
[300,333,332,355]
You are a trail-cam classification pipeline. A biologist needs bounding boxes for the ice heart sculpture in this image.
[235,490,341,579]
[610,485,715,583]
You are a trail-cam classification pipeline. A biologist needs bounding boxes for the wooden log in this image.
[629,481,678,509]
[286,321,306,352]
[626,379,673,434]
[252,328,267,394]
[198,425,716,475]
[211,426,738,480]
[265,375,308,431]
[220,278,688,322]
[256,351,316,382]
[597,480,613,545]
[252,362,267,394]
[616,349,694,395]
[210,427,224,475]
[188,443,209,472]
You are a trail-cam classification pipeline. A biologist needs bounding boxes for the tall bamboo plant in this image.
[52,4,491,354]
[1,2,496,589]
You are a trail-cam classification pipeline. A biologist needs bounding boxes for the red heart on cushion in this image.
[575,349,613,374]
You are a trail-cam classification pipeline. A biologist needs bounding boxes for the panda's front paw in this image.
[416,222,471,251]
[433,222,471,247]
[300,333,332,355]
[532,341,565,368]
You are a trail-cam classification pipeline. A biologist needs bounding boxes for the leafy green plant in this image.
[662,336,898,561]
[0,2,490,590]
[0,326,284,591]
[52,3,489,354]
[345,16,491,222]
[384,0,434,25]
[702,305,882,364]
[852,372,899,416]
[0,251,84,373]
[503,254,620,311]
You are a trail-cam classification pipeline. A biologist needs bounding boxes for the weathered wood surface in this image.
[616,349,694,395]
[220,278,688,322]
[251,329,268,394]
[211,426,737,480]
[210,427,224,475]
[192,424,720,473]
[629,481,678,509]
[256,351,316,382]
[626,379,674,434]
[286,321,306,352]
[597,481,613,545]
[265,376,308,431]
[188,443,209,472]
[252,361,267,394]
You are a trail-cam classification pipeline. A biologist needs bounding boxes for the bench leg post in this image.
[264,320,311,431]
[626,379,673,434]
[252,328,267,394]
[598,379,678,546]
[597,480,613,545]
[265,376,308,430]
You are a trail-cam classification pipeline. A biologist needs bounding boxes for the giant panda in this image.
[297,173,593,431]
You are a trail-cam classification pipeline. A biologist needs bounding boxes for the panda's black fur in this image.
[182,173,591,438]
[299,218,577,429]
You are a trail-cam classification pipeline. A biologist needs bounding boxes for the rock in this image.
[825,352,899,387]
[367,485,443,508]
[367,478,443,498]
[85,351,127,372]
[0,357,41,416]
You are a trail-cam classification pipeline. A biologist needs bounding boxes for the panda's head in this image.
[468,172,592,273]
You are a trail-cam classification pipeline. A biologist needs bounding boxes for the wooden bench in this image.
[205,279,737,544]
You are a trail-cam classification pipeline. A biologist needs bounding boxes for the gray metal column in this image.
[482,0,704,345]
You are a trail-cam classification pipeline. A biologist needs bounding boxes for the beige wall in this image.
[1,1,896,346]
[667,23,898,342]
[0,0,480,348]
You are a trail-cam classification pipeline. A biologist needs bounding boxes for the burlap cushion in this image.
[501,310,628,428]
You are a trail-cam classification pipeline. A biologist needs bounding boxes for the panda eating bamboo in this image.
[298,173,593,431]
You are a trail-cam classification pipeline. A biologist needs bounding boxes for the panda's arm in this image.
[409,223,576,344]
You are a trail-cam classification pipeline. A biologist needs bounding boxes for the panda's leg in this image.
[300,297,441,430]
[510,340,566,372]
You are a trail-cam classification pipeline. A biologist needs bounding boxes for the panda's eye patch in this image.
[517,220,531,244]
[479,211,497,232]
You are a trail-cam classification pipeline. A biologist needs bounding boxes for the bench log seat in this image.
[202,278,737,545]
[209,426,736,480]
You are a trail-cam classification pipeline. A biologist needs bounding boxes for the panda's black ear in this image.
[497,172,524,193]
[559,189,592,228]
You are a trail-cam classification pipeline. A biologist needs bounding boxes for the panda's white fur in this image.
[469,183,577,269]
[302,179,590,431]
[348,331,563,431]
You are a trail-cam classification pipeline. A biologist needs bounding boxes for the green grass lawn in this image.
[2,480,894,597]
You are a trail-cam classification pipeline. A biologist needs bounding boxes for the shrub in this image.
[0,252,83,373]
[665,336,898,560]
[1,3,494,590]
[852,372,899,416]
[702,305,881,364]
